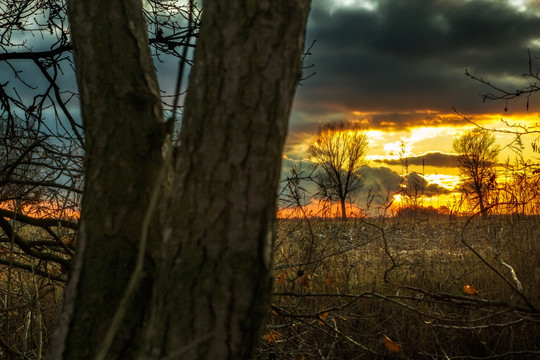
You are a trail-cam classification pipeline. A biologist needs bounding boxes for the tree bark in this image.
[50,0,311,359]
[48,0,165,359]
[141,1,311,358]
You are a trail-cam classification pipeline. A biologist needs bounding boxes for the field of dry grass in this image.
[258,215,540,359]
[0,225,66,359]
[1,214,539,359]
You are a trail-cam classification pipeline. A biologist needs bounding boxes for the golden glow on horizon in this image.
[366,154,399,162]
[280,110,540,216]
[0,202,80,220]
[288,111,540,161]
[277,199,364,219]
[382,141,408,158]
[423,173,460,189]
[392,191,465,212]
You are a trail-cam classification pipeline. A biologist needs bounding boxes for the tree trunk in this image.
[48,1,165,359]
[340,197,348,220]
[475,182,486,215]
[141,1,311,358]
[49,0,311,359]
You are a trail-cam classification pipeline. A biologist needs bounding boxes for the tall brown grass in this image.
[2,215,539,359]
[258,215,540,359]
[0,226,65,360]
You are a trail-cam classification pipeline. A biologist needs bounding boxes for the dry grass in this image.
[2,215,539,359]
[258,215,540,359]
[0,225,66,360]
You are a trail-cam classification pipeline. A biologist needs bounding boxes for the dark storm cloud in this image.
[374,151,459,167]
[366,0,539,59]
[294,0,540,123]
[285,110,349,152]
[355,111,463,130]
[358,166,450,198]
[404,172,452,195]
[359,165,401,193]
[0,57,80,131]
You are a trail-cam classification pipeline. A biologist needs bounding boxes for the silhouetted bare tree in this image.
[453,129,500,215]
[308,121,368,220]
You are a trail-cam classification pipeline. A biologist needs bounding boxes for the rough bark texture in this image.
[141,1,310,359]
[49,0,164,359]
[50,0,310,359]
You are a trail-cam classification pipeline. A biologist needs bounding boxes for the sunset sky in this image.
[4,0,540,216]
[277,0,540,214]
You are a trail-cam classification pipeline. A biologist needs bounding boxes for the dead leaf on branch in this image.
[275,272,287,285]
[298,272,312,290]
[463,284,479,296]
[383,334,401,353]
[324,275,335,289]
[318,311,329,325]
[264,330,280,343]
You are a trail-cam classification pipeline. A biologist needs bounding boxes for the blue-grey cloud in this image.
[293,0,540,124]
[403,171,452,196]
[373,151,459,167]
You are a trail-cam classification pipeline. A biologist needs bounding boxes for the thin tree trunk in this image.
[340,197,348,220]
[475,182,486,215]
